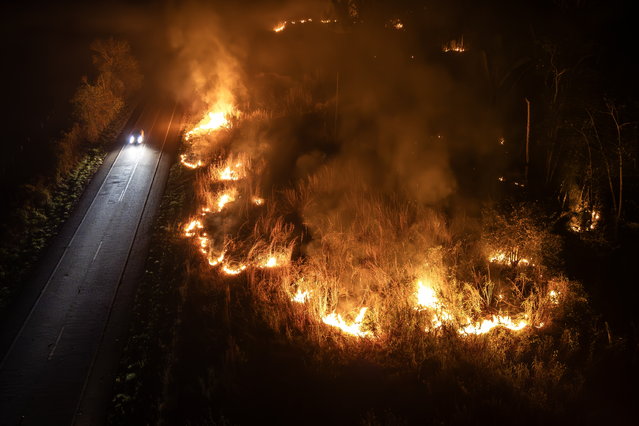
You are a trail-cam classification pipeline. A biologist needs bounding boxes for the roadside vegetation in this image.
[0,38,142,311]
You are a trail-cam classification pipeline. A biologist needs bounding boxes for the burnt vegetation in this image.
[110,1,638,425]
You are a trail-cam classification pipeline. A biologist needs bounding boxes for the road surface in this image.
[0,98,181,425]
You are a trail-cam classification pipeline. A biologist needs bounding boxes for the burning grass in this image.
[149,90,637,425]
[180,104,578,346]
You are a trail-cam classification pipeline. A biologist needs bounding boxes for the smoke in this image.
[165,0,506,260]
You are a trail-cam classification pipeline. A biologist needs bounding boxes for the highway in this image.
[0,98,181,425]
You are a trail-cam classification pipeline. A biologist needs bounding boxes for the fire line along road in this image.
[0,98,181,425]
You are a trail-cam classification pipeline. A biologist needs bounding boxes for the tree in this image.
[72,74,123,143]
[90,37,142,98]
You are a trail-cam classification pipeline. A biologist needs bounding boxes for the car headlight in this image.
[129,135,135,144]
[138,136,143,143]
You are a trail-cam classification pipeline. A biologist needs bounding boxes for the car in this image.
[128,129,144,145]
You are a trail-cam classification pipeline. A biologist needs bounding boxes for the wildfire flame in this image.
[262,256,278,268]
[273,17,336,33]
[489,252,533,267]
[416,281,441,310]
[184,219,203,237]
[216,188,238,212]
[208,251,225,267]
[185,111,231,141]
[459,315,528,335]
[569,209,601,233]
[442,36,466,53]
[291,289,310,303]
[222,263,247,275]
[322,307,372,338]
[387,18,404,30]
[180,154,204,169]
[178,79,563,346]
[220,165,239,181]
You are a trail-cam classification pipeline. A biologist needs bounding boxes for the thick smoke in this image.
[162,0,504,255]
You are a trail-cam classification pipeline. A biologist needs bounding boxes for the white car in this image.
[128,129,144,145]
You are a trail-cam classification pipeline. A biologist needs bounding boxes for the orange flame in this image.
[222,263,247,275]
[184,219,203,237]
[459,315,528,335]
[322,307,372,338]
[180,154,204,169]
[185,110,232,141]
[291,289,310,303]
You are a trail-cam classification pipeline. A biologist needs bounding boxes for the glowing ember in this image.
[569,209,601,233]
[442,36,466,53]
[549,290,560,304]
[184,219,203,237]
[388,18,404,30]
[252,196,264,206]
[273,17,336,32]
[459,315,528,335]
[180,154,204,169]
[322,307,372,338]
[489,252,532,267]
[291,289,310,303]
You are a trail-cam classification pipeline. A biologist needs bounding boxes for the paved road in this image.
[0,98,181,425]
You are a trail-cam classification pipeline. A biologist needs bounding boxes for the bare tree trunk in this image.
[609,104,624,223]
[525,98,530,186]
[577,126,595,207]
[587,110,617,214]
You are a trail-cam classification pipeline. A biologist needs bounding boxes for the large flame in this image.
[185,110,231,141]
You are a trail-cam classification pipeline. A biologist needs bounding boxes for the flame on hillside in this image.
[180,154,204,169]
[185,110,232,141]
[322,307,372,338]
[221,263,247,275]
[459,315,528,335]
[291,288,310,303]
